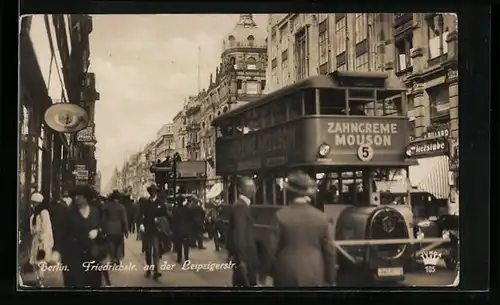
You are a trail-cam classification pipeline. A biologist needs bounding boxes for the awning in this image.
[206,183,223,200]
[409,156,450,199]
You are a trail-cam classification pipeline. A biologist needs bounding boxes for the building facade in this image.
[152,123,175,162]
[266,13,458,139]
[182,14,267,182]
[266,13,458,205]
[20,15,96,204]
[172,109,188,161]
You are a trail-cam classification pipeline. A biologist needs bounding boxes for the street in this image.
[21,233,457,288]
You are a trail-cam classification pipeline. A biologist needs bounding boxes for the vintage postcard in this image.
[18,13,459,288]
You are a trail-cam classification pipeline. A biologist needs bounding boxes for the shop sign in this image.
[423,127,449,139]
[77,126,94,142]
[75,178,89,186]
[74,170,89,179]
[406,137,448,158]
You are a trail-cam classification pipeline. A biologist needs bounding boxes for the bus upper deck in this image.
[212,71,416,178]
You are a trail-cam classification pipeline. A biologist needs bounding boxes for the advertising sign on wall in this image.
[77,126,94,142]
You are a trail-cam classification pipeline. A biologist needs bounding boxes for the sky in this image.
[28,14,268,189]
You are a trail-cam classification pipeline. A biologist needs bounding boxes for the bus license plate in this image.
[377,267,403,277]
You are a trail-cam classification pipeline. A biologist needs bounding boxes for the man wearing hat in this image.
[261,171,336,287]
[137,184,168,280]
[227,176,260,287]
[103,190,128,265]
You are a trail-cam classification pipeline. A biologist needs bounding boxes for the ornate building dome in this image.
[223,14,266,51]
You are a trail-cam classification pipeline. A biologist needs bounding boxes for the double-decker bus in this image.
[212,71,449,285]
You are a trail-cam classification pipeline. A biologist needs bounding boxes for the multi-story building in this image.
[143,140,156,184]
[153,123,175,162]
[20,15,94,202]
[182,13,267,181]
[266,13,458,205]
[267,13,458,138]
[172,105,188,161]
[105,167,122,194]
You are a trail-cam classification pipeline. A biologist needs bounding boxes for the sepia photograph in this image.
[18,13,460,289]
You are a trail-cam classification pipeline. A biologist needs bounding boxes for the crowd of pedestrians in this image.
[18,183,210,288]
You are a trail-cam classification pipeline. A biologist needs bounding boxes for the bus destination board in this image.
[319,117,409,165]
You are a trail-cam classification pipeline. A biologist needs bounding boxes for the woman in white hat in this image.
[29,192,54,287]
[260,171,336,287]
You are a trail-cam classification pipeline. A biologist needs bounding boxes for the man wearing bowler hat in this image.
[137,184,168,280]
[260,171,336,287]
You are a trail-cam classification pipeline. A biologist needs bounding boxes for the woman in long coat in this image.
[262,171,336,287]
[28,192,54,287]
[64,186,107,287]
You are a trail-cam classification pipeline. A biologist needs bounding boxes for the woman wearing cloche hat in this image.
[260,171,336,287]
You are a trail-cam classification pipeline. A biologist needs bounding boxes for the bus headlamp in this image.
[416,231,425,240]
[442,230,450,240]
[318,143,331,157]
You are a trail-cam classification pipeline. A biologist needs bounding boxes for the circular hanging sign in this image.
[357,144,374,162]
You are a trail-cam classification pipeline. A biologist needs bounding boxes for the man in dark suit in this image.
[103,190,128,264]
[137,185,168,280]
[171,195,195,263]
[262,171,336,287]
[188,194,206,249]
[227,177,259,287]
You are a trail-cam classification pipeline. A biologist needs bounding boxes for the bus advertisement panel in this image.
[317,116,411,166]
[216,122,301,174]
[215,116,411,174]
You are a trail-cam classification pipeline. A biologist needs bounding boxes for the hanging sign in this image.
[77,126,94,142]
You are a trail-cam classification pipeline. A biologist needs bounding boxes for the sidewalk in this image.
[110,233,232,287]
[19,234,231,288]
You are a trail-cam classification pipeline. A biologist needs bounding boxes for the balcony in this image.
[185,104,201,116]
[186,141,200,150]
[186,122,200,132]
[393,13,413,37]
[427,53,448,67]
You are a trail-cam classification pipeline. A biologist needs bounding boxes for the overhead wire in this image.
[43,14,69,104]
